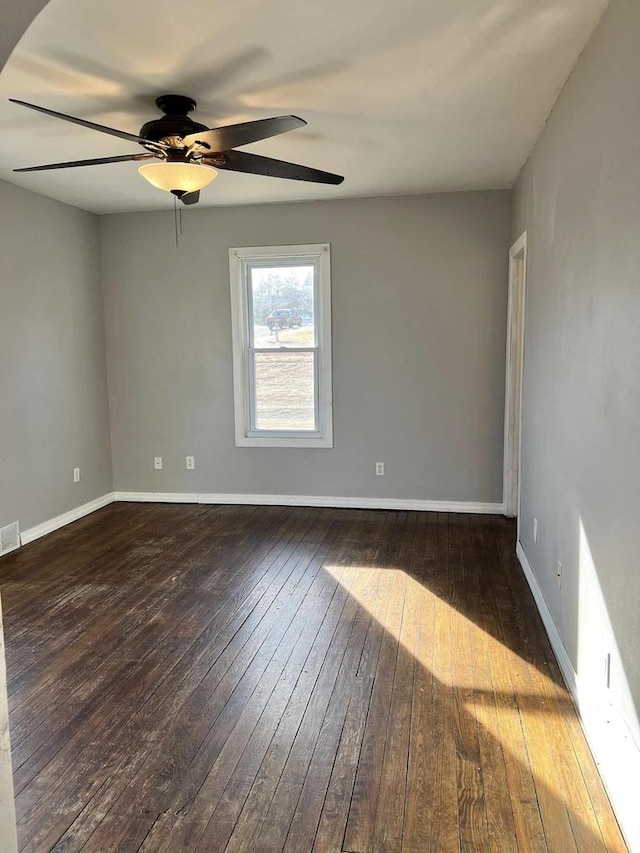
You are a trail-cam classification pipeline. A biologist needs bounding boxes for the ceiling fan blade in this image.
[9,98,166,148]
[180,190,200,205]
[183,115,306,152]
[14,153,155,172]
[206,150,344,185]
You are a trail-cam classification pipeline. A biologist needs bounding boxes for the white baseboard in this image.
[14,490,502,550]
[114,491,504,514]
[516,542,639,851]
[113,491,200,504]
[515,542,577,693]
[20,493,116,545]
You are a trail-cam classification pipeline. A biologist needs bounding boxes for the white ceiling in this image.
[0,0,606,214]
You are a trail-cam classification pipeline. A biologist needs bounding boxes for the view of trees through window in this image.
[250,266,315,349]
[249,265,317,431]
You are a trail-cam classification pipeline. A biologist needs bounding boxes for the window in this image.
[229,244,333,447]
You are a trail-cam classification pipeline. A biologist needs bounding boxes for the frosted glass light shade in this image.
[138,162,217,193]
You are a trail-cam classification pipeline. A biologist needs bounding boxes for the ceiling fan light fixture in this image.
[137,161,217,194]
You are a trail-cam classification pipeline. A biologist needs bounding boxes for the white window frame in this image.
[229,243,333,448]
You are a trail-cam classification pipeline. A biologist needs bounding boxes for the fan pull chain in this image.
[172,196,187,248]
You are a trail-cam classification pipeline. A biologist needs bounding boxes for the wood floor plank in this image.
[13,512,304,790]
[10,510,249,748]
[0,504,625,853]
[447,513,491,853]
[238,566,382,853]
[261,513,397,853]
[341,514,411,853]
[418,513,460,853]
[461,514,519,852]
[5,504,170,678]
[370,513,421,853]
[494,527,627,853]
[123,516,358,853]
[310,538,399,853]
[14,509,311,834]
[478,516,586,853]
[469,515,549,853]
[402,512,439,851]
[485,517,614,853]
[277,523,392,853]
[221,527,387,853]
[27,510,331,852]
[134,512,378,853]
[2,503,159,618]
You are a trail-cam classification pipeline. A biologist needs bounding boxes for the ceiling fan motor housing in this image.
[138,94,209,145]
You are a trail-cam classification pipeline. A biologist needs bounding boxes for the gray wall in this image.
[0,0,49,71]
[1,8,55,849]
[100,192,510,503]
[512,0,640,752]
[0,179,113,531]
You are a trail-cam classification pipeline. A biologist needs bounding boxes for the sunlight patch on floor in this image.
[322,563,561,693]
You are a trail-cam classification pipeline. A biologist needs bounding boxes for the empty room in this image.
[0,0,638,850]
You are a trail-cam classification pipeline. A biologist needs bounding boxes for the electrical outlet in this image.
[533,518,538,544]
[154,457,163,470]
[186,456,195,470]
[375,462,384,476]
[556,561,562,589]
[73,467,80,483]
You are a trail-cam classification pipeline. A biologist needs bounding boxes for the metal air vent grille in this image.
[0,521,20,557]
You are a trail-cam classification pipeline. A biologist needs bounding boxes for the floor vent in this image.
[0,521,21,557]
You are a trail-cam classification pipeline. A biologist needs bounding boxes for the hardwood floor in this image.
[0,504,626,852]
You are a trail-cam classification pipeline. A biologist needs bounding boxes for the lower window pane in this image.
[254,351,316,431]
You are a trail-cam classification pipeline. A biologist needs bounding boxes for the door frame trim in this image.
[503,231,528,527]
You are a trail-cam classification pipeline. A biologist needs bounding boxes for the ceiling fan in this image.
[9,94,344,205]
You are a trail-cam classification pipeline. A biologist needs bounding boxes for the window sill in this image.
[235,434,333,448]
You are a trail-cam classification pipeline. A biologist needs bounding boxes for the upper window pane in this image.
[249,265,315,348]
